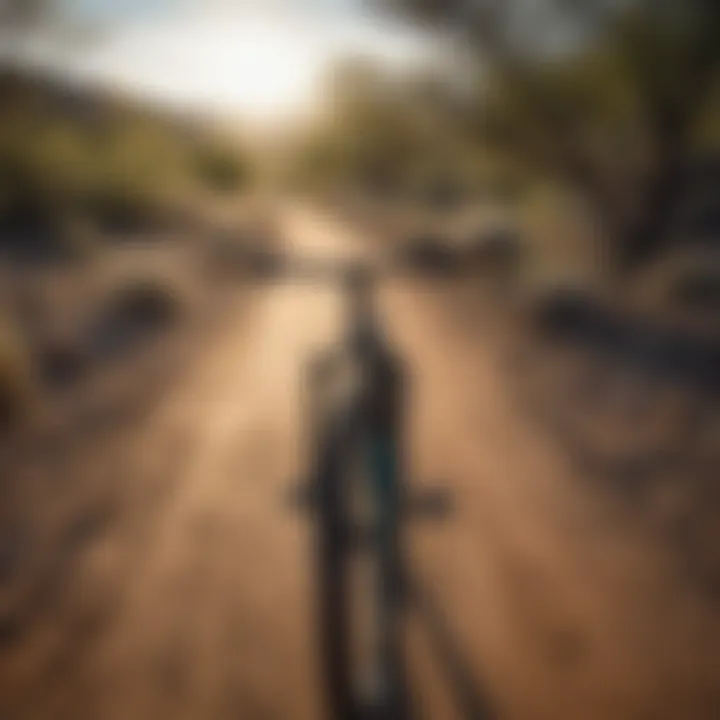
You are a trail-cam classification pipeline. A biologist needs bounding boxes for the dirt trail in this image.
[1,204,719,720]
[87,207,358,720]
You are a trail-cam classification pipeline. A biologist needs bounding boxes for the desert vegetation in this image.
[0,63,265,433]
[0,68,254,257]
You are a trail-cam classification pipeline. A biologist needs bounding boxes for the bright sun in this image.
[67,5,431,122]
[76,12,326,119]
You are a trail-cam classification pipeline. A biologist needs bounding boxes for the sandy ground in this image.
[0,204,719,720]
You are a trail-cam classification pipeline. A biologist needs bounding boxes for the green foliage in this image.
[379,0,720,267]
[0,68,255,251]
[290,59,476,200]
[192,143,252,194]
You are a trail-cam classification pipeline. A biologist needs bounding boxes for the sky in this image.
[28,0,435,122]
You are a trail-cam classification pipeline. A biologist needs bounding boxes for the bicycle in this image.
[303,264,410,719]
[246,247,484,719]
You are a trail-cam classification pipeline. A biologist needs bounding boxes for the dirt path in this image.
[1,204,719,720]
[86,207,356,720]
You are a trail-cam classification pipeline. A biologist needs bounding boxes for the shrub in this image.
[0,70,257,248]
[111,280,181,330]
[89,279,183,361]
[393,233,461,276]
[193,145,251,194]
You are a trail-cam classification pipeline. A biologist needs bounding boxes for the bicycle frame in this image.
[263,255,462,719]
[306,266,411,720]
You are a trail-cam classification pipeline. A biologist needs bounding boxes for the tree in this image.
[291,57,480,200]
[380,0,720,267]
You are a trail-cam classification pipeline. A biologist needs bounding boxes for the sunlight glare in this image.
[66,4,432,123]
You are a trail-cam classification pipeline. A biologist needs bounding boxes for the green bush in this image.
[193,145,251,194]
[0,70,256,248]
[0,118,173,238]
